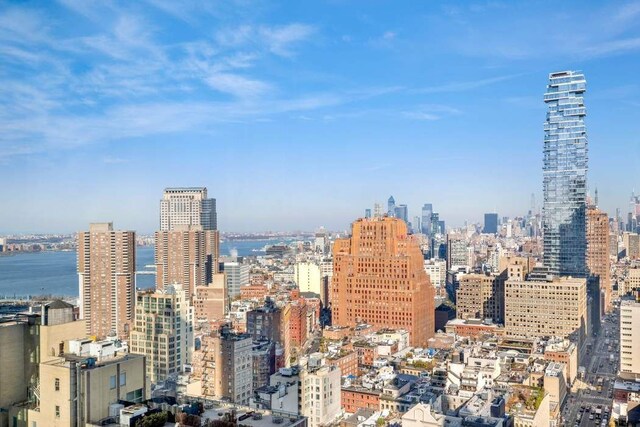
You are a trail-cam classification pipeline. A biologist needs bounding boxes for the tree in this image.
[177,413,202,427]
[136,412,168,427]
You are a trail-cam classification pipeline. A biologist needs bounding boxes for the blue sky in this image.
[1,0,639,233]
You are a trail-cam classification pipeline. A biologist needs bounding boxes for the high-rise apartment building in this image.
[331,217,435,347]
[129,285,193,383]
[620,298,640,379]
[586,207,611,312]
[246,298,282,343]
[160,187,219,281]
[456,273,505,323]
[197,325,252,404]
[154,225,207,299]
[483,213,498,234]
[542,71,588,277]
[77,223,135,339]
[505,273,587,344]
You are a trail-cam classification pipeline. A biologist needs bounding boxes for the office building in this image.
[77,223,135,339]
[483,213,498,234]
[424,259,447,289]
[586,207,611,312]
[505,273,587,344]
[394,204,409,224]
[624,268,640,296]
[364,208,372,218]
[623,232,640,259]
[0,303,86,427]
[223,261,250,298]
[160,187,217,231]
[160,187,219,280]
[447,233,469,269]
[421,204,433,235]
[154,225,206,299]
[542,71,588,277]
[331,216,435,347]
[456,273,505,324]
[29,351,147,427]
[620,298,640,379]
[387,196,396,217]
[129,285,193,383]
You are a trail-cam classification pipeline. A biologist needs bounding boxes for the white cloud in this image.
[205,72,272,98]
[259,23,315,56]
[382,31,396,40]
[418,74,520,93]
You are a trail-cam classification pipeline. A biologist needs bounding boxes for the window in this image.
[55,406,60,418]
[55,378,60,391]
[110,375,116,389]
[120,372,126,386]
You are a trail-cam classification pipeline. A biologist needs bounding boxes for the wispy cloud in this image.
[402,104,462,121]
[214,23,315,57]
[418,75,520,94]
[205,72,271,98]
[0,3,329,158]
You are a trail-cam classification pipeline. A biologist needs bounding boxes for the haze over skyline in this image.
[2,1,640,233]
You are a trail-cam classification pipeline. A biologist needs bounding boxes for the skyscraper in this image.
[421,203,433,235]
[394,204,408,224]
[331,216,435,346]
[160,187,219,280]
[387,195,396,217]
[77,223,135,339]
[542,71,588,277]
[155,225,207,299]
[483,213,498,234]
[160,187,217,231]
[587,207,611,313]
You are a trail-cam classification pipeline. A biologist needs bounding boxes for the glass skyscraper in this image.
[542,71,588,277]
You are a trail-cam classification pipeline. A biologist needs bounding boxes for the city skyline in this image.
[2,1,640,233]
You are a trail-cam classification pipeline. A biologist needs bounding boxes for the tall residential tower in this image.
[77,223,136,339]
[542,71,588,277]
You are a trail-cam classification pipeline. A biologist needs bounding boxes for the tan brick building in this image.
[587,207,611,312]
[505,275,587,345]
[77,223,135,339]
[456,273,505,323]
[331,217,435,347]
[194,273,227,322]
[155,225,206,299]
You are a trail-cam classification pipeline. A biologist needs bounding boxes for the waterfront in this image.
[0,239,292,298]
